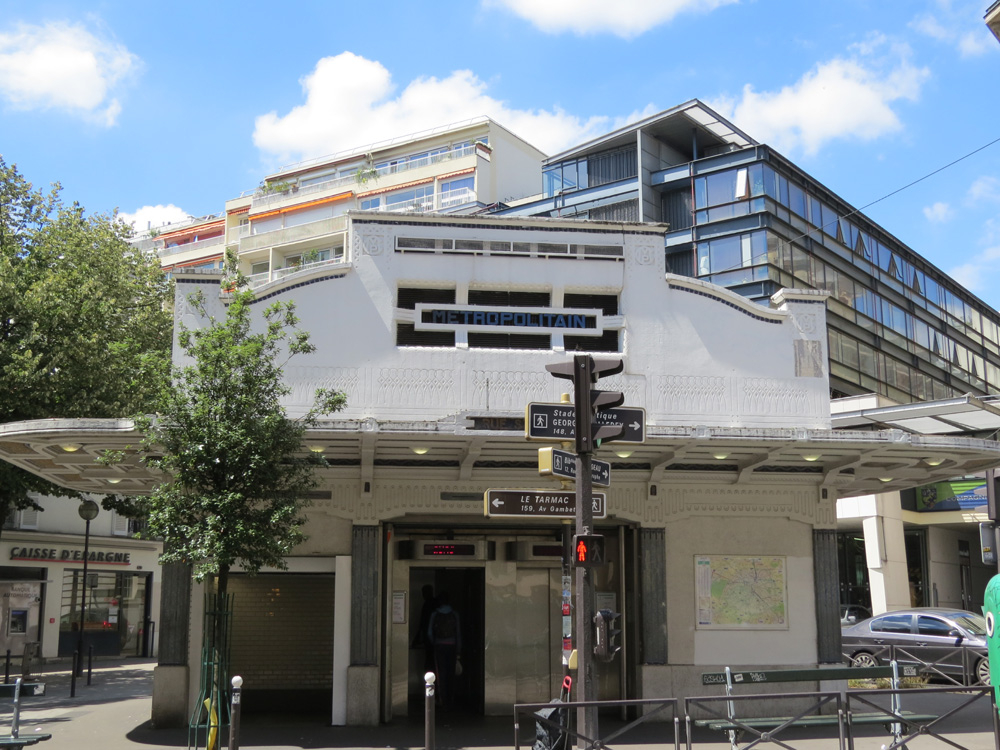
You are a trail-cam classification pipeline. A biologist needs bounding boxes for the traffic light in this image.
[593,609,622,662]
[546,355,625,454]
[573,533,605,568]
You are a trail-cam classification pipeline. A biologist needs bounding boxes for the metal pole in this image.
[575,458,596,745]
[4,649,9,683]
[87,645,93,686]
[424,671,436,750]
[11,678,21,739]
[76,516,92,677]
[70,652,77,698]
[229,675,243,750]
[572,354,598,749]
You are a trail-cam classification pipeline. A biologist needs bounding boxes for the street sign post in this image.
[526,402,645,444]
[539,447,611,487]
[484,489,607,519]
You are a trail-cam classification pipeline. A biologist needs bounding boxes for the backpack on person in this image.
[432,610,458,643]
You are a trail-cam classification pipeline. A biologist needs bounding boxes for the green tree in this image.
[0,156,172,525]
[137,284,346,598]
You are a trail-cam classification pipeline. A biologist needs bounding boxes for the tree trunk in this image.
[213,565,229,656]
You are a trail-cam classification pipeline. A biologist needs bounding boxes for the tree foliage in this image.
[138,285,346,593]
[0,157,172,518]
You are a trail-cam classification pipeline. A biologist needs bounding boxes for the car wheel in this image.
[977,657,990,686]
[851,652,879,669]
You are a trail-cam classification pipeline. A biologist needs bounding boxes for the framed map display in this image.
[695,555,788,629]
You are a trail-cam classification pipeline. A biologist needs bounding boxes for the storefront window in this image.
[59,570,149,657]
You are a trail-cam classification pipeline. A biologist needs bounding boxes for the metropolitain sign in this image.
[414,304,605,336]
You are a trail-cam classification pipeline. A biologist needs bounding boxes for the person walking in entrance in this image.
[428,591,461,709]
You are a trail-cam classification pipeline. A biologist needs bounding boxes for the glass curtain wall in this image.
[688,161,1000,402]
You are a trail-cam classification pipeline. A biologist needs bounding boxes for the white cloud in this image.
[911,8,995,58]
[0,20,139,126]
[948,245,1000,293]
[253,52,643,162]
[711,37,929,156]
[118,205,191,233]
[968,176,1000,204]
[923,202,954,222]
[485,0,737,37]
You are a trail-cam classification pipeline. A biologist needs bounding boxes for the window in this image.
[440,176,475,206]
[361,197,381,210]
[870,614,912,633]
[396,287,456,347]
[696,231,766,277]
[250,261,270,276]
[917,616,953,637]
[386,185,434,211]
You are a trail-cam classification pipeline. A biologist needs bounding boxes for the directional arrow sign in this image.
[484,489,607,519]
[525,402,645,444]
[538,447,611,487]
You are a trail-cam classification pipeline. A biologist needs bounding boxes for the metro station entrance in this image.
[389,528,607,718]
[407,567,485,715]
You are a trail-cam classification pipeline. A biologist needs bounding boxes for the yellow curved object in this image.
[203,697,219,750]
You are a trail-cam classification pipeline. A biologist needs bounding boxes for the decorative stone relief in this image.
[353,227,389,257]
[741,378,811,416]
[655,375,729,416]
[650,485,820,525]
[795,312,819,336]
[285,367,361,405]
[794,340,825,378]
[471,370,551,411]
[377,368,455,409]
[609,485,648,523]
[175,287,196,321]
[371,482,484,520]
[632,244,657,266]
[326,483,362,520]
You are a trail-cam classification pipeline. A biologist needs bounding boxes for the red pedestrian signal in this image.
[573,534,605,568]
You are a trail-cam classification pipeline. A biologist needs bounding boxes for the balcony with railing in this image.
[133,213,225,242]
[239,215,348,254]
[251,174,357,210]
[379,188,477,214]
[249,144,479,212]
[157,233,226,260]
[236,254,350,293]
[270,116,489,175]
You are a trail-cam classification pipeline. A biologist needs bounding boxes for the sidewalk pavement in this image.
[2,659,999,749]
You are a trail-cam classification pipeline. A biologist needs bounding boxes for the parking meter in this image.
[984,573,1000,705]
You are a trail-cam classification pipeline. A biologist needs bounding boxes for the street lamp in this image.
[76,499,99,676]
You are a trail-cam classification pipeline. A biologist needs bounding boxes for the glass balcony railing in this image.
[379,188,477,214]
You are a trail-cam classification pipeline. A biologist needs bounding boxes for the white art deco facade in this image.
[6,212,998,725]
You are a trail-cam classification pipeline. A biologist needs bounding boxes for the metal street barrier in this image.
[514,696,679,750]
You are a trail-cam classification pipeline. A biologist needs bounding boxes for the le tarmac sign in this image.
[484,489,607,519]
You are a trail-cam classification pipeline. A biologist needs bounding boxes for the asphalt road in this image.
[2,659,998,749]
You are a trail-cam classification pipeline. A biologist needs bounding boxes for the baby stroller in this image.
[533,675,573,750]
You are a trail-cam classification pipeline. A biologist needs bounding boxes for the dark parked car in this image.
[842,607,989,685]
[840,604,871,626]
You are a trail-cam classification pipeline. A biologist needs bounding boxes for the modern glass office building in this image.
[495,100,1000,406]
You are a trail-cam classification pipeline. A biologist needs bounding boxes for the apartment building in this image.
[141,117,545,285]
[987,1,1000,43]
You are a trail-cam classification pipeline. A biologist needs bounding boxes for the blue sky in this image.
[1,1,999,305]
